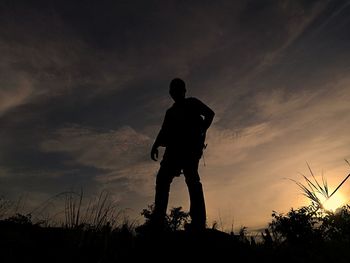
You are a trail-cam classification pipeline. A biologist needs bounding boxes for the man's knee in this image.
[185,176,202,190]
[155,181,171,195]
[183,167,201,184]
[155,165,178,187]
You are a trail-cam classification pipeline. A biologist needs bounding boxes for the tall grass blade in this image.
[329,173,350,199]
[321,171,329,197]
[75,188,83,227]
[306,162,327,197]
[345,159,350,167]
[290,178,322,208]
[301,174,322,196]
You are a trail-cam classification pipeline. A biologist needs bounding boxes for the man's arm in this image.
[151,129,164,161]
[202,106,214,131]
[151,111,170,161]
[196,98,215,132]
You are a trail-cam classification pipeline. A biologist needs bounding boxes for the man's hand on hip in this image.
[151,146,159,161]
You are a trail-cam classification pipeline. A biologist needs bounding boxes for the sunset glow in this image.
[321,193,347,212]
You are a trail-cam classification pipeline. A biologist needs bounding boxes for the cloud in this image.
[0,76,33,116]
[96,162,157,197]
[205,123,282,167]
[41,125,157,195]
[245,0,329,75]
[41,125,150,167]
[0,167,9,179]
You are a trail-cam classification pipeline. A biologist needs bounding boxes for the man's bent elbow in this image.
[208,110,215,124]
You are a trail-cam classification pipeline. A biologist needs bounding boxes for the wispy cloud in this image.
[41,125,150,167]
[0,77,33,116]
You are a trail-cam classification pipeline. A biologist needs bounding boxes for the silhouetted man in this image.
[151,78,215,231]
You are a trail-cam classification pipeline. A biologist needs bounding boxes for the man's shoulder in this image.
[186,97,200,102]
[166,97,204,113]
[185,97,203,105]
[187,97,208,108]
[165,104,176,116]
[166,104,175,112]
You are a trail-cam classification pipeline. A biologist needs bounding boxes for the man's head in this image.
[169,78,186,102]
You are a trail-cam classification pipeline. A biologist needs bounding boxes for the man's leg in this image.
[183,159,206,229]
[153,161,180,228]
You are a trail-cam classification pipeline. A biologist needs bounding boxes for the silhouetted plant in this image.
[320,205,350,242]
[168,206,190,231]
[238,226,250,243]
[261,228,273,245]
[211,220,219,230]
[140,204,154,222]
[267,204,350,246]
[268,206,323,245]
[290,161,350,212]
[64,189,121,230]
[140,204,189,232]
[65,189,83,228]
[4,213,33,225]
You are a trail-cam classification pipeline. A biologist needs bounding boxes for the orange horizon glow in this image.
[321,193,347,212]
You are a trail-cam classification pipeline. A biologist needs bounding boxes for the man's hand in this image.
[151,146,159,161]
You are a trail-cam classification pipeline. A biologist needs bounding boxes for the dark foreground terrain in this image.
[0,206,350,263]
[1,212,350,263]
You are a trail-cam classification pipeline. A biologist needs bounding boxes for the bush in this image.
[138,204,190,233]
[267,205,350,245]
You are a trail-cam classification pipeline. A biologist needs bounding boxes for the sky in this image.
[1,0,350,231]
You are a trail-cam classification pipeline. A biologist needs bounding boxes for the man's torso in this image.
[162,97,205,155]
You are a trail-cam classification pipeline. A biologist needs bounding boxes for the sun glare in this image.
[321,193,346,212]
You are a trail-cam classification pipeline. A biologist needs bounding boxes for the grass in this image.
[64,189,122,230]
[290,160,350,212]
